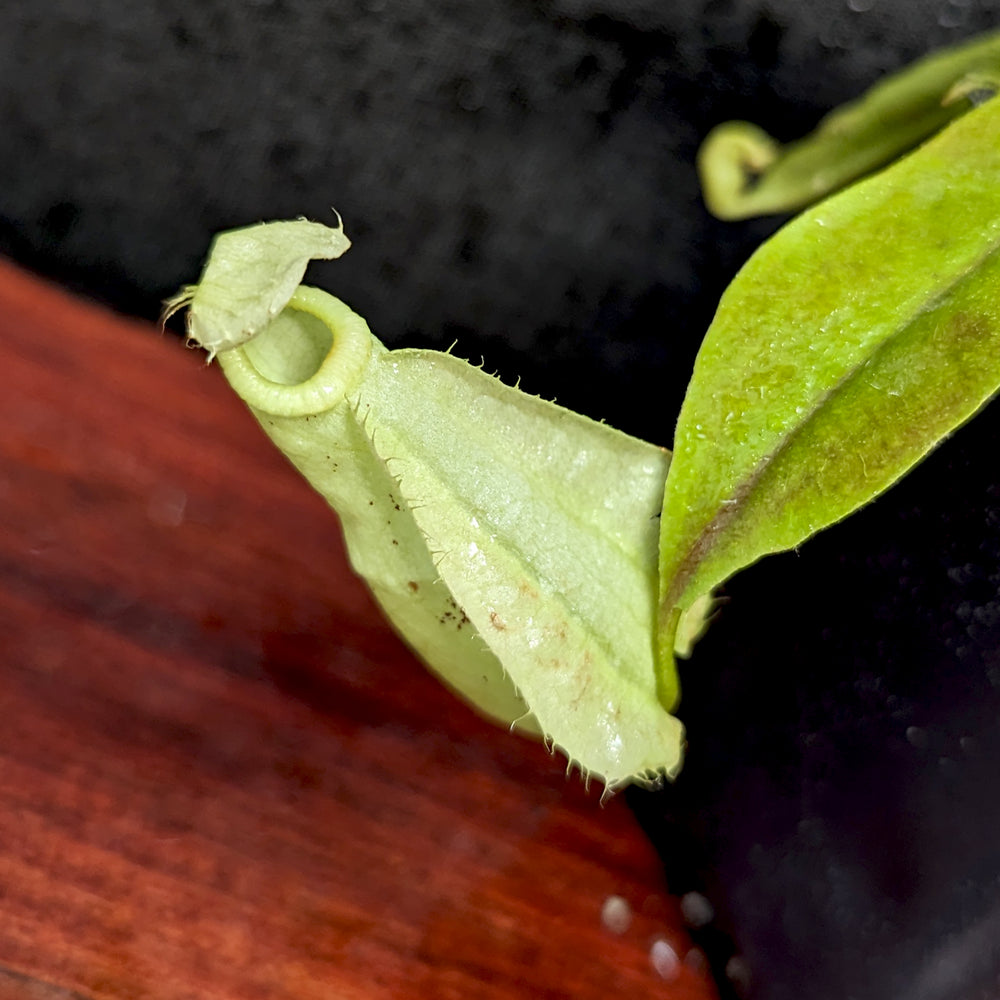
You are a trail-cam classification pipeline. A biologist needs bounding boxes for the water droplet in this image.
[938,3,970,26]
[680,891,715,928]
[649,937,680,981]
[685,947,708,973]
[726,955,752,994]
[600,895,632,935]
[456,79,484,112]
[147,485,187,527]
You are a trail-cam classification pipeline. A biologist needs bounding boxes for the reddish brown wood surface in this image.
[0,260,716,1000]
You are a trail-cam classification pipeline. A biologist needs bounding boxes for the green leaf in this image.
[658,94,1000,694]
[185,264,681,789]
[698,29,1000,220]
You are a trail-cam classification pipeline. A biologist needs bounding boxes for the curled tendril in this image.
[698,30,1000,220]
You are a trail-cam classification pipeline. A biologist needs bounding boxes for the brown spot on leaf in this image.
[944,311,990,352]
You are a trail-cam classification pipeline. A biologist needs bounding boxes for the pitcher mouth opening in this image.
[215,286,374,417]
[242,303,333,386]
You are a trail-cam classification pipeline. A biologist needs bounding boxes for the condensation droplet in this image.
[147,485,188,527]
[456,78,484,112]
[685,947,708,973]
[726,955,753,994]
[600,894,632,935]
[819,19,852,49]
[649,937,680,981]
[680,891,715,928]
[938,3,970,26]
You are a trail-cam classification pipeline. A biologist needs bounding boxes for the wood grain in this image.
[0,260,716,1000]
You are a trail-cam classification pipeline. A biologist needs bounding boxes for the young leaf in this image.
[187,268,681,788]
[658,94,1000,694]
[698,29,1000,220]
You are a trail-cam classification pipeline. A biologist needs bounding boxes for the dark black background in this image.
[4,3,1000,998]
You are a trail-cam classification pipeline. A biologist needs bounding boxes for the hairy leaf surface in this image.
[189,269,680,788]
[659,95,1000,688]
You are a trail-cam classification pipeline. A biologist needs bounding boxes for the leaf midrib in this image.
[663,224,1000,614]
